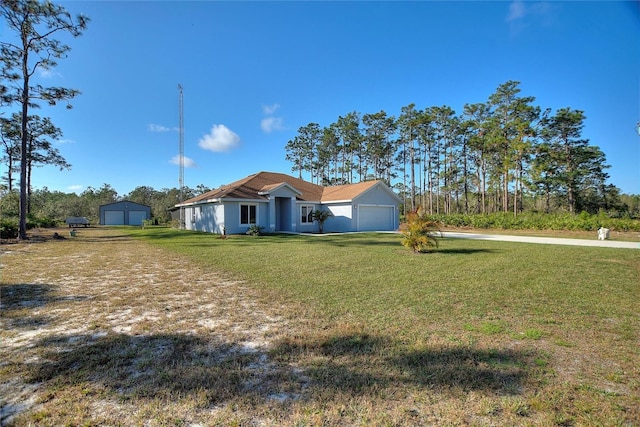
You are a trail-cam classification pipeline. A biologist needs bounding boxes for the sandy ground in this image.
[0,227,301,425]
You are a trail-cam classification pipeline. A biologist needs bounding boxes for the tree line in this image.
[0,184,211,228]
[285,80,631,217]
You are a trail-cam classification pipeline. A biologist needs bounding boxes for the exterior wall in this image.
[323,204,354,232]
[220,201,269,235]
[354,185,400,206]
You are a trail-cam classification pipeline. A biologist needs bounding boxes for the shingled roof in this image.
[179,171,386,205]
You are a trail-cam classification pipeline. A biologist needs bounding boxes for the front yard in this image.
[1,227,638,425]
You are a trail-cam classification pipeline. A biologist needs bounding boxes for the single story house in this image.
[175,171,402,234]
[99,201,151,226]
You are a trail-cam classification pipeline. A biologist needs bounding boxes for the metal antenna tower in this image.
[178,84,185,228]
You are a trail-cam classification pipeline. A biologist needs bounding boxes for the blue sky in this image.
[5,1,640,195]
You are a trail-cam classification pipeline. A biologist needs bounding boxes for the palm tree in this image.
[311,209,333,233]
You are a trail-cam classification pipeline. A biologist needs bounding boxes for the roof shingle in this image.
[179,171,388,205]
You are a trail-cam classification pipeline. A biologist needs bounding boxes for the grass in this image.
[1,226,639,426]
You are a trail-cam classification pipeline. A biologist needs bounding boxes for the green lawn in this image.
[129,227,640,426]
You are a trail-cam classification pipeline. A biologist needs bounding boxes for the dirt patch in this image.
[0,227,304,425]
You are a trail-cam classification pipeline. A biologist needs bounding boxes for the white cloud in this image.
[170,155,197,168]
[39,68,62,79]
[262,103,280,115]
[56,139,76,145]
[260,103,285,133]
[506,1,526,22]
[68,185,84,193]
[261,116,285,133]
[148,123,177,132]
[198,124,240,152]
[506,1,558,34]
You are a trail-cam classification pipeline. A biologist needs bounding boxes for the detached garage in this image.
[99,201,151,226]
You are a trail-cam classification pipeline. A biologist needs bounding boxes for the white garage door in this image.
[104,210,124,225]
[128,211,147,226]
[358,205,395,231]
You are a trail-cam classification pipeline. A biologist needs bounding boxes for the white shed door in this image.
[358,206,394,231]
[129,211,146,226]
[104,210,124,225]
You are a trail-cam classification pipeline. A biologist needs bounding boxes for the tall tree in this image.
[398,104,420,211]
[317,125,339,185]
[529,140,563,213]
[1,0,88,239]
[414,107,440,213]
[335,112,361,184]
[361,110,396,182]
[540,108,609,213]
[24,114,70,212]
[286,123,322,182]
[431,105,457,214]
[284,135,306,179]
[462,102,492,213]
[487,81,537,213]
[0,115,20,191]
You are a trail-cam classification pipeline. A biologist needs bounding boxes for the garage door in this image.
[104,210,124,225]
[128,211,147,226]
[358,205,395,231]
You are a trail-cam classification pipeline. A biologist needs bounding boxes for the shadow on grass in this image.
[23,332,280,406]
[271,332,536,396]
[1,284,90,330]
[17,330,538,414]
[436,248,498,255]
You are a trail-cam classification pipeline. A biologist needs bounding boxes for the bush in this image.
[27,214,58,228]
[0,219,19,239]
[245,225,265,236]
[425,212,640,232]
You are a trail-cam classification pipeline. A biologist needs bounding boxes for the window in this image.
[240,204,257,225]
[301,205,314,223]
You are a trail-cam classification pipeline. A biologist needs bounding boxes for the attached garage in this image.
[357,205,396,232]
[100,201,151,226]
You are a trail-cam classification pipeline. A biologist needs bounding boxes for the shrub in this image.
[425,212,640,232]
[27,214,58,228]
[399,208,442,253]
[0,219,19,239]
[245,224,265,236]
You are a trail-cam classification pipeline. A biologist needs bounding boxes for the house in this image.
[175,171,402,234]
[99,201,151,226]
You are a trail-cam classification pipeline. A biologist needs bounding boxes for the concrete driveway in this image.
[443,231,640,249]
